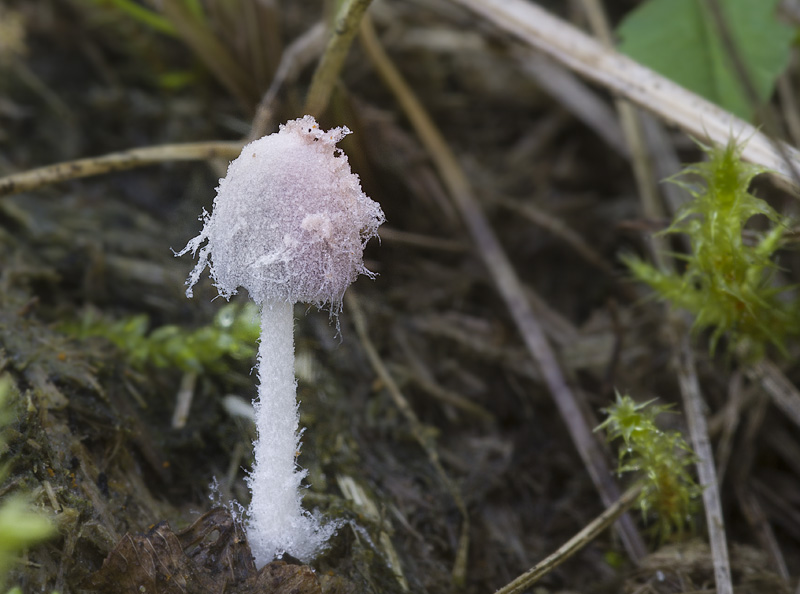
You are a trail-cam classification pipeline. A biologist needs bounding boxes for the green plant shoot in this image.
[623,140,800,359]
[597,393,699,541]
[63,302,260,374]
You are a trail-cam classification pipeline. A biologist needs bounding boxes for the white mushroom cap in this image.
[181,115,385,307]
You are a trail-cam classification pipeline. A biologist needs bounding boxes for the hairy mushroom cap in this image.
[182,115,384,308]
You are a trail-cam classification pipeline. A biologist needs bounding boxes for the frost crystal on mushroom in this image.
[178,115,384,565]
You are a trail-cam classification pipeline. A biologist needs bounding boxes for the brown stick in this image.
[494,486,641,594]
[672,323,733,594]
[0,142,243,198]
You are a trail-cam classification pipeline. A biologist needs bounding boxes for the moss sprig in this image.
[0,375,55,588]
[623,140,799,359]
[63,302,260,374]
[597,393,699,541]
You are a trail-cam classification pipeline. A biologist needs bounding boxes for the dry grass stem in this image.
[378,227,467,253]
[410,314,542,382]
[751,479,800,554]
[580,0,671,271]
[491,194,616,277]
[359,13,646,562]
[406,372,493,420]
[513,50,628,157]
[156,0,256,112]
[392,326,494,421]
[672,322,733,594]
[640,113,691,217]
[336,475,410,592]
[733,392,770,489]
[170,371,197,430]
[494,485,641,594]
[713,372,747,487]
[748,359,800,430]
[0,141,244,198]
[449,0,800,190]
[250,22,327,140]
[737,486,791,580]
[303,0,373,118]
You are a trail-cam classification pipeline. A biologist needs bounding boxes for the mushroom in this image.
[177,115,384,566]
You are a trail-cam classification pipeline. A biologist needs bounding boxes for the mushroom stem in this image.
[247,300,317,565]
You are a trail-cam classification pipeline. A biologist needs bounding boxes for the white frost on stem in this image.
[247,301,334,564]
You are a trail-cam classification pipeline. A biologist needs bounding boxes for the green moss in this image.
[597,393,699,541]
[623,140,800,359]
[62,302,260,374]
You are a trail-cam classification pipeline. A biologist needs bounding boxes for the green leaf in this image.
[617,0,794,120]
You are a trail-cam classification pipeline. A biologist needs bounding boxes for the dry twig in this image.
[0,142,243,198]
[494,486,641,594]
[671,323,733,594]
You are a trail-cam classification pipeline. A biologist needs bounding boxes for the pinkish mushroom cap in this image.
[181,115,384,308]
